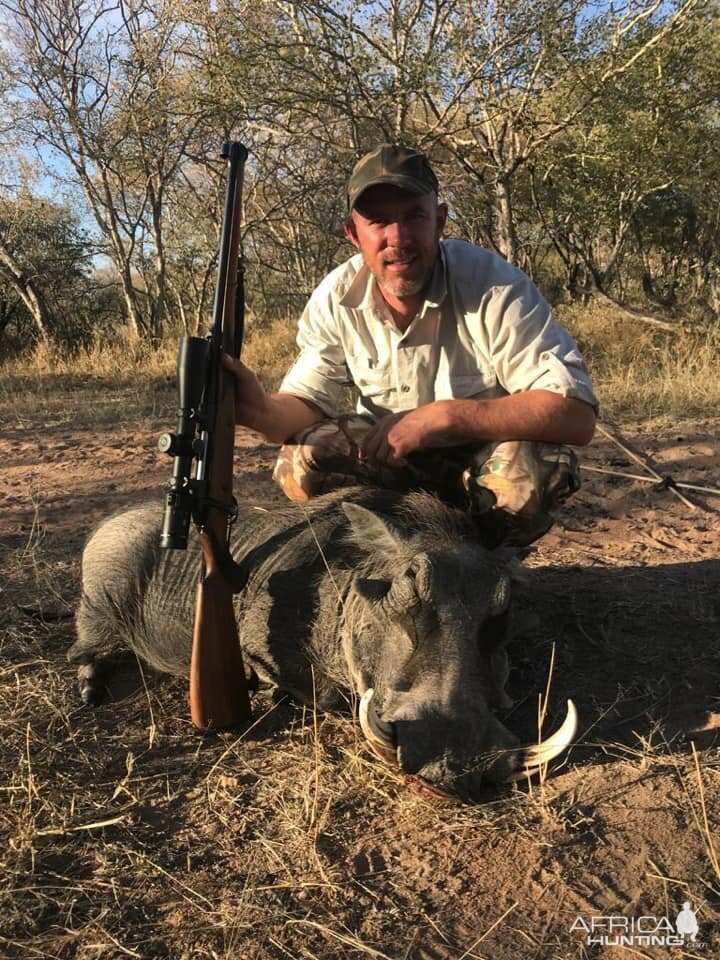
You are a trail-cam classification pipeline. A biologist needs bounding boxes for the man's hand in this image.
[360,392,596,466]
[222,354,270,431]
[361,403,455,465]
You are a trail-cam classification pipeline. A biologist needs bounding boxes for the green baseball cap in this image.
[347,144,439,211]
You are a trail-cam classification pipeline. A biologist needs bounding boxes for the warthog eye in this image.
[479,607,511,652]
[354,577,392,603]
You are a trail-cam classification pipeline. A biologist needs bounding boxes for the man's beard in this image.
[376,273,427,298]
[374,246,432,299]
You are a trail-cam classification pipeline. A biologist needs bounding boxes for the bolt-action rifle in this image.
[158,141,252,731]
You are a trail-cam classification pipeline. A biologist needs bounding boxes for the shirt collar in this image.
[338,243,448,317]
[422,243,448,314]
[339,260,376,310]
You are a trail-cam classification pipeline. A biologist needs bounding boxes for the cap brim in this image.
[349,175,431,210]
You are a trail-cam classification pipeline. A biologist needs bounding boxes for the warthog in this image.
[69,487,576,799]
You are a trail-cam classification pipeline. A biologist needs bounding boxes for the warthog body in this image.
[70,487,573,798]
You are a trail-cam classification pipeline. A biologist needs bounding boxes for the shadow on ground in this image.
[509,558,720,762]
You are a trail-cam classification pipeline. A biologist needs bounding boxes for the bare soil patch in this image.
[1,386,719,959]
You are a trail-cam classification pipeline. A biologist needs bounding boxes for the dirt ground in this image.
[1,385,719,959]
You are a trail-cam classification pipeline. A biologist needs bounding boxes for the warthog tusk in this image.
[505,699,578,781]
[358,688,397,764]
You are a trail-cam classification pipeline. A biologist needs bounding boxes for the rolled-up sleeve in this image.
[278,295,350,418]
[484,276,598,412]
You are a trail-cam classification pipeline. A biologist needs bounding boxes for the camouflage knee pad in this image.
[462,441,580,546]
[272,416,389,501]
[272,417,580,546]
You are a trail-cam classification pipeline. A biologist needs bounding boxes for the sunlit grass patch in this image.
[558,303,720,422]
[2,306,718,429]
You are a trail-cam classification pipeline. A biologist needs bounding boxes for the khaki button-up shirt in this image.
[279,239,598,419]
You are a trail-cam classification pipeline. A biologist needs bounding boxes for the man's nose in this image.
[385,219,411,247]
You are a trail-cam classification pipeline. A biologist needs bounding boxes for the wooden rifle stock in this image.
[189,142,252,730]
[190,530,250,730]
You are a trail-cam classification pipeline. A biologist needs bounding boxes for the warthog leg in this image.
[74,654,108,707]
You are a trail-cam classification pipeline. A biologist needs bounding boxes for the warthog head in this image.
[340,499,576,799]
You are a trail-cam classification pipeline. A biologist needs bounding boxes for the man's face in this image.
[344,185,447,301]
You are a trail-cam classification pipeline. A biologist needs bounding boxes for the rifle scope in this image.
[159,335,210,550]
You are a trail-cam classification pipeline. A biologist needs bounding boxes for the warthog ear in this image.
[341,502,408,556]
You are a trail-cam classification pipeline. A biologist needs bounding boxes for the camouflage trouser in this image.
[272,415,580,547]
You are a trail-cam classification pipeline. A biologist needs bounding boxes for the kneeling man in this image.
[224,144,597,546]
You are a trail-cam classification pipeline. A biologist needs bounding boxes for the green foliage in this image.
[523,2,720,310]
[0,194,106,349]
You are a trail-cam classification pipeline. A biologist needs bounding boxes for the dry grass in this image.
[241,316,300,390]
[0,337,177,433]
[0,317,299,433]
[2,304,719,431]
[558,302,720,422]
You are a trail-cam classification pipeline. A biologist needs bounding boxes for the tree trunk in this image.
[0,243,51,341]
[118,262,145,338]
[495,176,519,265]
[150,193,168,346]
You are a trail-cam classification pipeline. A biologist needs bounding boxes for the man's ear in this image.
[343,216,360,250]
[436,202,448,237]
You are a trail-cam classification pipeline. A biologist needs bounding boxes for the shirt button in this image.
[400,384,411,393]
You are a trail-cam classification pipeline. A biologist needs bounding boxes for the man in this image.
[224,144,597,545]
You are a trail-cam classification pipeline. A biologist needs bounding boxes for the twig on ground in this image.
[284,919,395,959]
[596,423,698,511]
[690,742,720,883]
[589,291,683,333]
[35,814,130,836]
[456,901,519,958]
[583,464,720,498]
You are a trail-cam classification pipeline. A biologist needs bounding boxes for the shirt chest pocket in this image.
[347,356,393,398]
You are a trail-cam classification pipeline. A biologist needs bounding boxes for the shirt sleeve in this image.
[278,295,350,418]
[483,274,599,412]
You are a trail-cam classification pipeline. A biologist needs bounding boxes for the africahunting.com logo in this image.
[570,900,707,948]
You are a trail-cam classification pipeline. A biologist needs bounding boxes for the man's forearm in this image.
[243,393,326,444]
[434,391,596,447]
[363,390,596,466]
